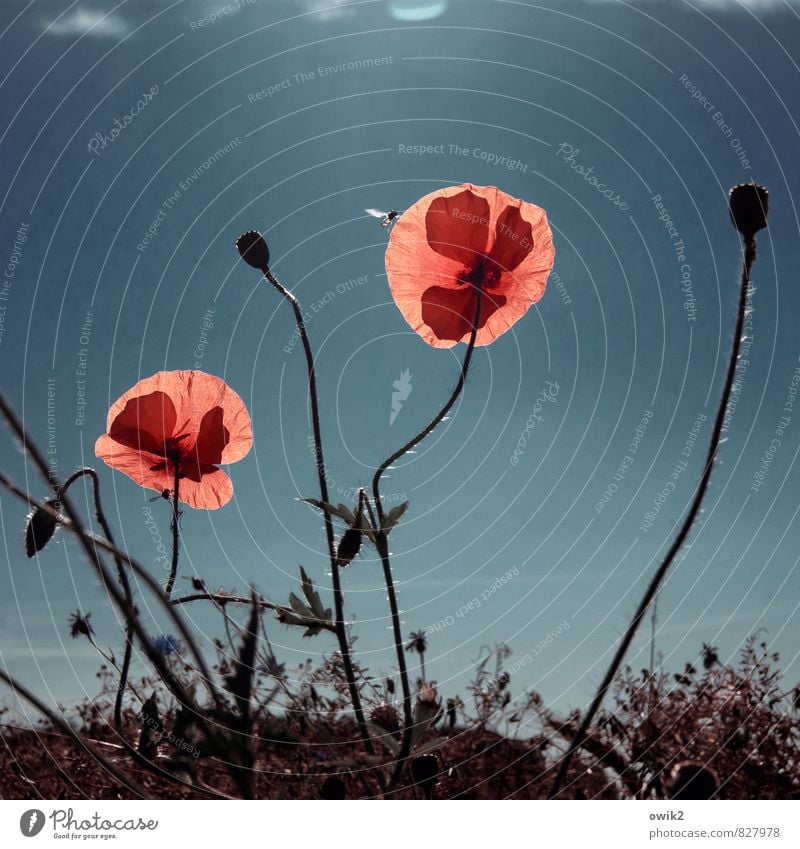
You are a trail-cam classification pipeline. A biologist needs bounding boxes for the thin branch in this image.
[0,667,150,798]
[61,468,135,734]
[262,267,372,752]
[375,288,484,793]
[549,235,758,799]
[0,455,230,766]
[171,592,280,612]
[165,462,181,598]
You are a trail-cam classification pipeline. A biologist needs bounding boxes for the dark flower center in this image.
[457,255,501,290]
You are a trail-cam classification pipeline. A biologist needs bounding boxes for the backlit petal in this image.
[95,434,172,495]
[386,184,555,348]
[425,188,490,264]
[420,286,506,346]
[177,466,234,510]
[108,391,176,455]
[97,371,252,510]
[192,406,229,465]
[488,205,534,272]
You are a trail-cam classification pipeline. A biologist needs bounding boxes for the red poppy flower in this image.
[385,184,555,347]
[95,371,252,510]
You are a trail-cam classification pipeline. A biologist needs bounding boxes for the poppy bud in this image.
[24,498,60,557]
[729,183,769,240]
[319,775,347,800]
[668,761,718,800]
[336,527,362,567]
[411,754,439,799]
[235,230,270,271]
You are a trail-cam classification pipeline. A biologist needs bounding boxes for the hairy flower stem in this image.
[165,464,181,598]
[549,235,758,799]
[0,393,242,789]
[374,289,484,793]
[61,468,134,734]
[263,269,372,752]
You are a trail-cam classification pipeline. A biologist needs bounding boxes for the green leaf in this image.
[300,498,354,523]
[276,569,336,639]
[382,501,410,533]
[288,592,310,618]
[336,503,356,525]
[359,513,377,544]
[223,594,259,721]
[299,566,327,620]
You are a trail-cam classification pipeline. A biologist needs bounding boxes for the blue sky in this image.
[1,0,799,723]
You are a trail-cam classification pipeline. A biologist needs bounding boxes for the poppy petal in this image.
[104,371,251,464]
[192,406,229,465]
[177,467,234,510]
[95,434,173,495]
[420,285,506,345]
[488,205,534,272]
[171,371,252,464]
[97,371,252,510]
[108,391,177,455]
[425,188,491,264]
[386,184,555,348]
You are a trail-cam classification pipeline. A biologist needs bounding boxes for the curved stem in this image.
[165,463,180,598]
[0,668,232,799]
[263,269,372,752]
[371,292,484,522]
[61,468,134,734]
[376,534,412,777]
[549,236,757,799]
[376,288,484,793]
[0,401,232,760]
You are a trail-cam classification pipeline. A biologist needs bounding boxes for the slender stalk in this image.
[0,468,256,794]
[371,292,484,511]
[548,235,757,799]
[0,470,214,704]
[375,288,484,792]
[375,534,412,773]
[61,468,134,734]
[0,668,233,800]
[0,667,150,798]
[172,592,280,611]
[165,463,181,598]
[261,268,371,751]
[0,413,230,736]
